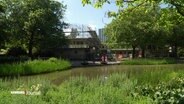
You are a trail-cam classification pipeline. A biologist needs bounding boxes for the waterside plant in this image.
[0,58,71,76]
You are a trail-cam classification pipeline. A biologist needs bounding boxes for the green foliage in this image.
[7,46,27,57]
[122,58,177,65]
[178,48,184,57]
[104,2,184,58]
[0,67,184,103]
[136,77,184,104]
[81,0,130,8]
[0,58,71,76]
[81,0,184,17]
[0,2,7,48]
[45,74,151,104]
[1,0,67,57]
[82,0,184,58]
[131,68,177,85]
[105,2,166,48]
[81,0,91,6]
[168,0,184,16]
[0,56,29,64]
[0,78,50,104]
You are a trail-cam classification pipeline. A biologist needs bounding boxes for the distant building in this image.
[98,28,107,43]
[61,37,101,60]
[62,25,102,60]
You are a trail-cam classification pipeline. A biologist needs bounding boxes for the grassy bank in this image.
[122,58,177,65]
[0,74,152,104]
[0,58,71,76]
[0,66,184,104]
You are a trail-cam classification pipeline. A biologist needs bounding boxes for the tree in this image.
[81,0,184,16]
[0,4,4,46]
[169,0,184,16]
[83,0,184,58]
[159,8,184,58]
[105,2,166,58]
[23,0,67,58]
[3,0,67,58]
[0,3,7,48]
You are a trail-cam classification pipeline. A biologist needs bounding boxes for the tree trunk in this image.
[173,26,178,59]
[174,43,178,59]
[141,48,145,58]
[132,45,136,59]
[28,32,34,60]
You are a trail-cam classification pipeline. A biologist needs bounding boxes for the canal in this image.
[21,64,184,85]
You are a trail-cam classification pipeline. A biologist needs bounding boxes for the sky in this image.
[57,0,118,30]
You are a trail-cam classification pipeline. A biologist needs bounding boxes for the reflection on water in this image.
[20,64,184,85]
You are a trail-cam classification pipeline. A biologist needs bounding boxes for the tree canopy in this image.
[100,1,184,58]
[1,0,67,58]
[81,0,184,16]
[0,3,7,48]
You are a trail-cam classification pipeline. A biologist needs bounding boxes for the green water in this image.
[20,64,184,85]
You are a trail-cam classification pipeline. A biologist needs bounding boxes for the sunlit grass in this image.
[122,58,176,65]
[0,58,71,76]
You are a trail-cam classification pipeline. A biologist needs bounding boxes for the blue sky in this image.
[57,0,118,30]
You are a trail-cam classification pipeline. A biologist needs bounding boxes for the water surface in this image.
[21,64,184,85]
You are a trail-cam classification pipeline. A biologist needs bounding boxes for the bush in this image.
[136,77,184,104]
[34,49,58,57]
[0,56,29,63]
[7,46,27,57]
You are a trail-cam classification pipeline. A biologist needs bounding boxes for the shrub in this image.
[135,77,184,104]
[7,46,27,57]
[0,56,29,64]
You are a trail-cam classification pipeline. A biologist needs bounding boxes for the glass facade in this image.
[98,28,107,43]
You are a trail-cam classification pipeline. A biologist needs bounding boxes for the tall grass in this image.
[0,77,51,104]
[45,74,153,104]
[122,58,176,65]
[0,58,71,76]
[0,64,184,103]
[0,74,152,104]
[0,68,184,104]
[126,65,184,85]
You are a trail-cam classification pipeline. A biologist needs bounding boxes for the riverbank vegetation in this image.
[0,58,71,76]
[122,58,177,65]
[0,65,184,103]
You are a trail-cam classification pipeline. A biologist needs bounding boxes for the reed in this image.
[0,58,71,76]
[122,58,176,65]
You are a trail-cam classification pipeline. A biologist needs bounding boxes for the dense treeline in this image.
[105,2,184,58]
[0,0,67,59]
[82,0,184,58]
